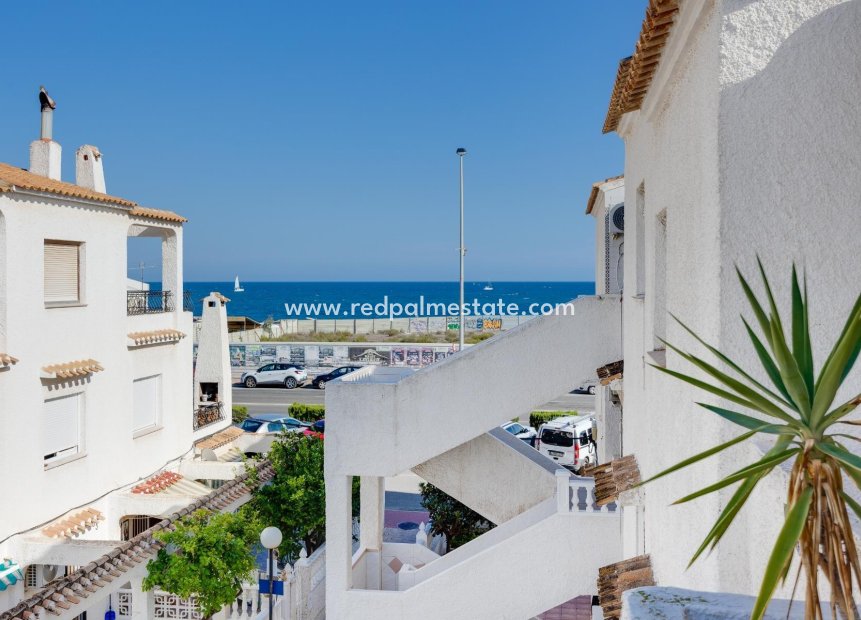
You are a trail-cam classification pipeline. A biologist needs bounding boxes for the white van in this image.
[536,415,597,473]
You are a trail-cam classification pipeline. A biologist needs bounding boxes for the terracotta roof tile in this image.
[196,426,244,451]
[0,161,187,224]
[0,162,137,207]
[132,471,183,494]
[40,359,104,379]
[603,0,680,133]
[0,353,18,367]
[586,175,624,214]
[0,461,274,620]
[128,206,187,224]
[127,329,186,347]
[42,508,104,539]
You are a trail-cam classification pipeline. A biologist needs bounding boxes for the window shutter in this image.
[44,394,80,461]
[44,242,80,303]
[133,375,160,432]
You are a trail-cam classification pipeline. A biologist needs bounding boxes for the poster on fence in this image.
[229,345,246,367]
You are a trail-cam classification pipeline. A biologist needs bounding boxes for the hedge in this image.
[529,410,577,430]
[231,405,248,424]
[289,403,326,422]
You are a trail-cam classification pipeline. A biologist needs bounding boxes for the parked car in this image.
[241,363,308,389]
[312,366,361,389]
[237,413,306,434]
[536,415,597,473]
[303,419,325,439]
[573,380,597,395]
[501,421,537,446]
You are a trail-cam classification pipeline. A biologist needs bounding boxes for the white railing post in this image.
[556,469,571,513]
[415,522,428,547]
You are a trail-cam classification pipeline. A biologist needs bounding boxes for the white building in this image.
[0,94,260,620]
[324,0,861,618]
[606,0,861,603]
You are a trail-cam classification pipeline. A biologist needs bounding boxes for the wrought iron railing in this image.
[182,290,194,313]
[127,290,175,315]
[194,401,225,431]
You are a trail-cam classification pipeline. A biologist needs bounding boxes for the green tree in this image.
[249,433,358,558]
[419,483,493,552]
[143,509,259,619]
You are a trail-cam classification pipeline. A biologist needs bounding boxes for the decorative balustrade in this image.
[556,469,618,515]
[154,591,203,618]
[127,290,175,315]
[194,401,225,431]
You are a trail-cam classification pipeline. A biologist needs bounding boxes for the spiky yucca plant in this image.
[643,260,861,619]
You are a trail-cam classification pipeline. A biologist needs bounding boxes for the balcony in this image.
[194,401,225,431]
[127,290,192,315]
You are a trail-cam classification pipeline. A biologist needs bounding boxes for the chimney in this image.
[76,145,106,193]
[29,86,62,180]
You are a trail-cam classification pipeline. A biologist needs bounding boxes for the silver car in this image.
[241,363,308,389]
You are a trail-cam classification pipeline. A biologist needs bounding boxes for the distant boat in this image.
[483,282,494,291]
[234,276,244,292]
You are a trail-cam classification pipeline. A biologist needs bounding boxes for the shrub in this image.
[420,482,494,552]
[529,410,577,430]
[466,331,495,344]
[231,405,248,424]
[289,402,325,423]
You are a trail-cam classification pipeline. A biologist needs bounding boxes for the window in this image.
[44,241,82,305]
[635,184,646,297]
[25,565,37,588]
[133,375,161,434]
[44,393,82,465]
[539,429,574,447]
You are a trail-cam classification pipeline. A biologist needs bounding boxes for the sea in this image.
[182,281,595,321]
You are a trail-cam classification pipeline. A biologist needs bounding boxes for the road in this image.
[232,382,595,416]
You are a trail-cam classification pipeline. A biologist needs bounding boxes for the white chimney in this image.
[76,145,106,193]
[29,86,61,180]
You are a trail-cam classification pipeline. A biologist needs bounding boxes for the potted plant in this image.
[643,260,861,619]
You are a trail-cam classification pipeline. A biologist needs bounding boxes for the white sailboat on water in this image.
[483,282,494,291]
[234,276,244,292]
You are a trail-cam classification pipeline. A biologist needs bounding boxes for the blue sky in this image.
[0,2,642,281]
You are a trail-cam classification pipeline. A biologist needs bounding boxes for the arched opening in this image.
[126,224,181,315]
[119,514,162,541]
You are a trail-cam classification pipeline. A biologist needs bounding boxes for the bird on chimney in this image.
[39,86,56,111]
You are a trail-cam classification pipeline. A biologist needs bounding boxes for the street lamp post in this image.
[259,526,283,619]
[456,147,467,351]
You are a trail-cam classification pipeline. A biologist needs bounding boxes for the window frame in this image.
[132,374,163,438]
[44,239,86,308]
[43,392,86,469]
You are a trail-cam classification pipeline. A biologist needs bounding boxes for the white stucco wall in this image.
[616,0,861,598]
[412,429,556,524]
[0,192,192,550]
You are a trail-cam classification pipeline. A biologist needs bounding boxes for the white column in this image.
[324,474,354,619]
[359,476,384,551]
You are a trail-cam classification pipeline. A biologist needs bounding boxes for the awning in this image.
[0,353,18,367]
[41,359,104,379]
[0,560,23,591]
[131,471,210,497]
[127,329,186,347]
[42,508,104,539]
[195,427,244,452]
